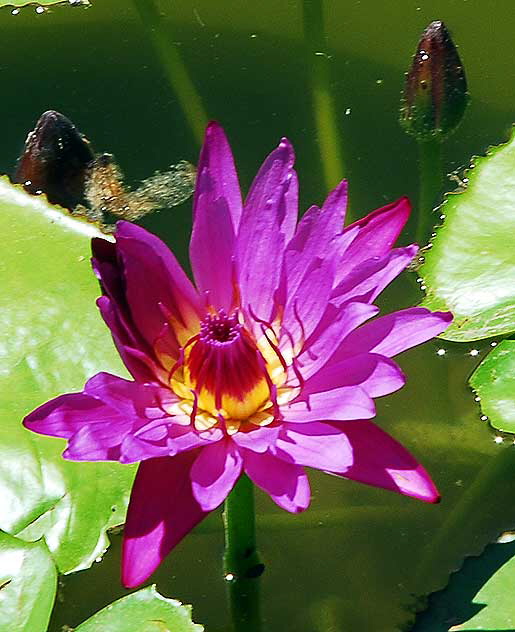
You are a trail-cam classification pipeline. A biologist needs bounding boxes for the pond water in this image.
[2,1,515,630]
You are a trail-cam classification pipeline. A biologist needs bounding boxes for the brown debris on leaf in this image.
[13,110,196,230]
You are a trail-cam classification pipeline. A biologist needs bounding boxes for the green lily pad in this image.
[0,532,56,632]
[412,540,515,631]
[458,548,515,630]
[74,586,203,632]
[0,177,135,573]
[469,340,515,434]
[420,127,515,342]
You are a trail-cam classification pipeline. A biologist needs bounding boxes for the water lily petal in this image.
[190,193,236,311]
[243,449,310,512]
[191,441,243,511]
[274,422,353,472]
[231,424,280,453]
[96,296,159,383]
[237,138,297,319]
[115,221,202,345]
[302,353,406,399]
[298,302,380,379]
[331,245,418,305]
[193,121,243,230]
[64,424,124,461]
[23,391,121,439]
[282,179,348,297]
[330,420,440,503]
[281,255,335,342]
[283,385,375,422]
[84,372,171,417]
[122,452,209,588]
[335,307,453,359]
[340,197,411,271]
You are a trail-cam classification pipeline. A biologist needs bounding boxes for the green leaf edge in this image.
[420,125,515,342]
[74,585,204,632]
[469,339,515,435]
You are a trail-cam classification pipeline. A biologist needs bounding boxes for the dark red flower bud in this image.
[400,21,469,140]
[13,110,94,209]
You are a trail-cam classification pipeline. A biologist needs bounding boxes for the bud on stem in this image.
[400,21,469,141]
[13,110,94,209]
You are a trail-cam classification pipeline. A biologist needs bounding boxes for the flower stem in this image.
[416,138,443,246]
[302,0,345,192]
[223,474,263,632]
[132,0,208,146]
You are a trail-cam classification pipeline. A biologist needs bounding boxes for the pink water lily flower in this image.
[24,123,451,588]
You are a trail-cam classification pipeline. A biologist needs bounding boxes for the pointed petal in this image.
[190,193,236,310]
[275,422,353,472]
[320,179,348,229]
[283,385,375,423]
[331,245,418,305]
[331,421,440,503]
[243,449,310,513]
[122,453,209,588]
[339,197,411,274]
[115,221,202,346]
[302,353,406,399]
[298,302,379,379]
[281,255,335,342]
[96,296,164,382]
[237,139,297,319]
[64,424,127,461]
[193,121,243,230]
[231,424,280,453]
[191,441,243,511]
[335,307,453,359]
[23,391,121,440]
[84,372,171,417]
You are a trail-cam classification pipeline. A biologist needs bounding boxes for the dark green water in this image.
[2,2,515,630]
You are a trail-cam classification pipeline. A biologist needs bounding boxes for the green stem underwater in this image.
[416,138,443,246]
[223,475,263,632]
[302,0,345,193]
[133,0,209,146]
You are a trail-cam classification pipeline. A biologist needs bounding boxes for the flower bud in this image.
[400,21,469,140]
[13,110,94,209]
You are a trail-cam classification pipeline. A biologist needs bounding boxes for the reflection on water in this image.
[2,1,515,630]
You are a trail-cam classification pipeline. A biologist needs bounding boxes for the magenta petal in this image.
[302,353,405,399]
[190,193,236,311]
[331,245,418,305]
[283,385,375,423]
[64,424,126,460]
[190,441,243,511]
[341,197,411,268]
[193,122,243,230]
[122,453,209,588]
[332,421,440,503]
[243,449,310,513]
[336,307,453,359]
[23,391,121,439]
[275,422,353,472]
[96,296,159,383]
[115,221,202,344]
[231,424,280,453]
[298,302,380,379]
[84,372,169,417]
[282,256,335,342]
[282,180,348,297]
[236,138,297,319]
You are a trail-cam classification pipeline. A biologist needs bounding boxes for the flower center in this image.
[183,310,271,421]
